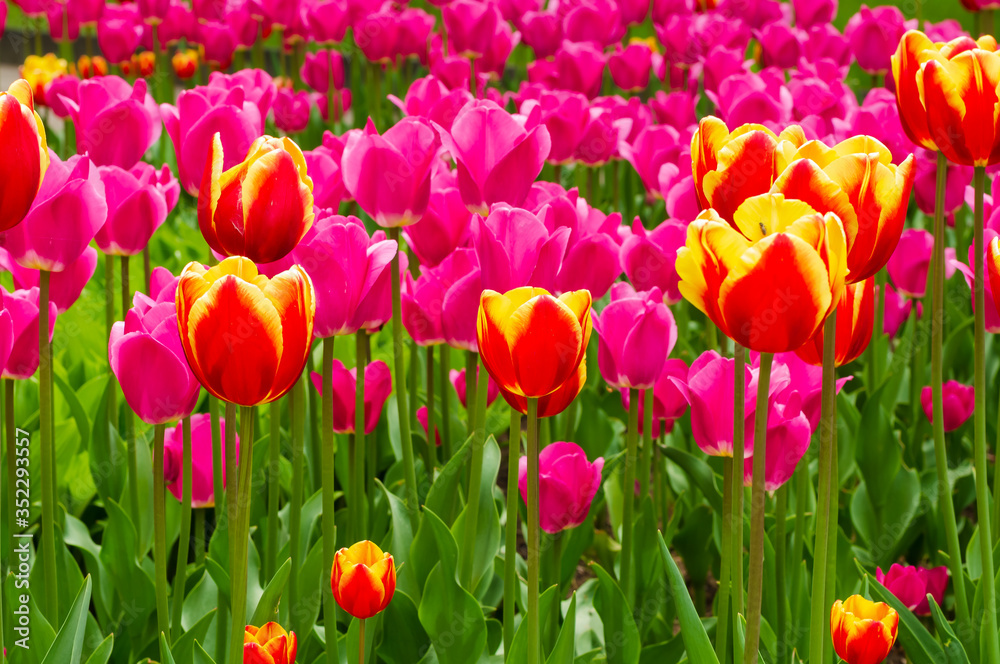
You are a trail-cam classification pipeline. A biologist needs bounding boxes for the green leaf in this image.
[250,558,292,625]
[928,597,970,664]
[663,447,723,514]
[378,590,430,664]
[172,608,217,664]
[857,561,946,664]
[546,592,577,664]
[855,386,899,509]
[40,576,92,664]
[425,434,472,527]
[87,377,123,504]
[590,562,640,664]
[657,531,720,664]
[508,585,559,663]
[159,633,177,664]
[450,435,502,595]
[81,634,113,664]
[379,479,421,602]
[194,641,217,664]
[53,370,90,454]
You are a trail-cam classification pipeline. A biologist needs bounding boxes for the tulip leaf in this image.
[250,557,291,625]
[928,596,971,664]
[657,530,720,664]
[590,562,640,664]
[170,608,216,664]
[40,576,92,664]
[450,435,502,596]
[88,377,124,505]
[81,633,114,664]
[856,560,946,664]
[193,642,216,664]
[98,499,155,653]
[379,590,430,664]
[53,370,90,455]
[850,468,920,566]
[546,591,577,664]
[159,634,177,664]
[295,538,327,639]
[508,585,559,663]
[662,447,723,514]
[855,385,899,509]
[5,572,55,664]
[425,434,472,527]
[379,479,421,602]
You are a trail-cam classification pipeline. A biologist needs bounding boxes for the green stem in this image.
[143,246,152,295]
[153,424,170,648]
[1,380,10,652]
[526,397,541,664]
[789,463,807,630]
[388,227,420,527]
[930,152,972,644]
[994,381,1000,545]
[227,406,256,664]
[195,508,206,565]
[639,388,653,498]
[288,376,306,632]
[171,416,193,639]
[215,399,233,664]
[466,350,478,437]
[440,345,453,461]
[425,345,437,471]
[973,165,1000,664]
[743,352,772,664]
[322,338,341,664]
[732,345,746,622]
[308,352,322,492]
[38,270,57,621]
[363,334,377,521]
[716,458,733,662]
[104,254,117,427]
[775,483,788,664]
[621,387,639,603]
[219,400,237,664]
[266,401,281,581]
[459,359,490,590]
[871,269,885,390]
[504,408,522,658]
[355,332,368,540]
[552,531,564,596]
[359,618,366,664]
[209,397,224,525]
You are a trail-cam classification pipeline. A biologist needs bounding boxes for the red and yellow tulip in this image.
[175,257,315,407]
[172,49,198,80]
[198,133,314,265]
[331,540,397,620]
[796,278,875,367]
[244,622,298,664]
[830,595,899,664]
[477,288,592,399]
[675,193,847,353]
[19,54,67,106]
[498,362,587,418]
[0,79,49,233]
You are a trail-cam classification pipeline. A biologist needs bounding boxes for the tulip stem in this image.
[775,482,788,664]
[321,338,342,664]
[789,463,807,634]
[731,345,746,622]
[104,253,118,428]
[5,380,15,580]
[460,359,490,590]
[358,618,366,664]
[440,345,453,461]
[38,270,58,622]
[929,151,972,647]
[425,345,437,471]
[743,352,772,664]
[355,332,368,540]
[973,166,1000,664]
[994,382,1000,545]
[526,397,541,664]
[171,416,194,640]
[639,388,653,499]
[870,269,885,390]
[716,458,733,663]
[215,398,231,664]
[153,423,171,650]
[504,407,522,658]
[288,376,306,633]
[227,405,256,664]
[621,387,639,603]
[388,227,420,528]
[266,401,281,581]
[466,350,478,438]
[195,509,205,565]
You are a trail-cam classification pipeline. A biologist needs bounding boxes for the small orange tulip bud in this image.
[137,51,156,78]
[332,541,396,619]
[198,133,314,264]
[76,55,108,79]
[795,278,875,367]
[830,595,899,664]
[172,49,198,80]
[0,79,49,232]
[176,257,315,407]
[244,622,297,664]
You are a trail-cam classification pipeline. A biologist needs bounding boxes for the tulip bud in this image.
[830,595,899,664]
[331,541,396,619]
[0,79,49,232]
[244,622,297,664]
[517,442,603,533]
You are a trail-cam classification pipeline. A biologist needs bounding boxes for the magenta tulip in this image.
[402,246,481,350]
[844,4,911,74]
[792,0,836,28]
[522,91,589,165]
[575,107,630,165]
[196,20,237,69]
[309,360,392,434]
[619,0,650,25]
[887,229,957,299]
[387,76,473,132]
[450,366,499,409]
[563,0,624,48]
[402,186,472,269]
[301,50,345,94]
[416,406,442,446]
[553,41,606,99]
[519,442,603,534]
[921,381,974,432]
[303,131,348,210]
[913,149,973,225]
[520,11,562,58]
[11,0,50,18]
[46,74,79,119]
[472,205,569,294]
[594,282,676,390]
[306,0,350,43]
[0,292,12,375]
[619,357,688,437]
[0,2,7,37]
[956,229,1000,333]
[97,3,141,64]
[95,163,177,256]
[47,1,81,42]
[443,0,499,58]
[741,402,811,491]
[0,246,97,314]
[803,24,851,67]
[876,564,949,616]
[163,413,238,508]
[619,124,685,199]
[770,352,847,432]
[619,217,686,305]
[881,283,919,339]
[207,69,276,120]
[758,22,803,69]
[156,0,196,44]
[353,5,401,64]
[1,287,56,380]
[272,88,312,134]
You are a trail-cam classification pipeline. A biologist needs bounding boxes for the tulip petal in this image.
[507,294,584,397]
[336,563,386,619]
[261,266,315,403]
[243,643,277,664]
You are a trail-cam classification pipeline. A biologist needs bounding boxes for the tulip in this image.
[650,91,697,133]
[575,107,630,166]
[437,100,551,214]
[594,282,676,390]
[741,401,812,491]
[618,358,688,437]
[0,292,11,374]
[387,76,473,132]
[163,413,236,508]
[758,22,803,70]
[830,596,899,664]
[402,186,472,269]
[920,381,974,432]
[312,89,353,125]
[886,229,958,299]
[472,206,569,294]
[499,362,587,418]
[341,118,440,228]
[675,194,847,353]
[272,88,312,134]
[309,360,391,434]
[2,152,107,272]
[193,20,237,69]
[97,4,142,65]
[207,70,276,121]
[563,0,624,47]
[620,217,687,304]
[553,41,607,100]
[804,24,851,67]
[176,257,315,406]
[521,91,589,165]
[0,80,49,232]
[517,442,603,533]
[353,6,402,64]
[791,0,836,28]
[609,42,652,92]
[844,5,909,75]
[408,248,480,351]
[443,0,499,58]
[300,50,345,94]
[707,70,794,133]
[306,0,349,43]
[620,124,686,200]
[243,622,298,664]
[796,279,875,367]
[1,287,56,380]
[520,11,562,59]
[172,49,198,80]
[875,564,948,616]
[416,406,442,446]
[331,540,396,619]
[47,1,81,42]
[449,366,499,409]
[0,246,98,313]
[198,134,314,265]
[913,149,973,222]
[957,229,1000,332]
[770,351,847,432]
[161,85,264,194]
[44,75,79,119]
[96,163,176,256]
[303,131,347,210]
[0,2,6,38]
[882,283,917,339]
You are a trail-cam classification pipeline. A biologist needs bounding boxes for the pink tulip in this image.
[97,3,141,64]
[833,88,910,165]
[163,413,238,508]
[437,100,551,214]
[416,406,442,446]
[450,366,499,409]
[472,205,569,294]
[48,1,81,41]
[619,358,688,437]
[788,62,857,141]
[0,293,12,376]
[1,287,56,380]
[303,131,348,210]
[594,282,676,390]
[353,5,401,64]
[575,107,631,166]
[138,0,171,23]
[921,381,975,432]
[424,248,481,351]
[306,0,350,43]
[45,74,79,119]
[11,0,51,18]
[253,0,300,27]
[956,230,1000,333]
[2,152,107,272]
[161,85,264,194]
[887,229,957,299]
[403,187,472,269]
[0,2,7,36]
[803,24,851,67]
[61,76,161,170]
[207,69,276,120]
[402,255,474,346]
[563,0,624,47]
[395,7,435,61]
[618,0,649,25]
[702,44,748,93]
[620,124,685,199]
[876,564,948,616]
[520,11,562,59]
[301,50,345,94]
[844,5,912,75]
[272,88,312,133]
[520,91,589,165]
[96,163,176,256]
[443,0,499,58]
[924,19,965,44]
[196,20,237,68]
[553,41,606,99]
[155,0,197,44]
[741,402,811,491]
[619,217,686,305]
[475,20,515,80]
[518,441,604,534]
[719,0,785,29]
[758,22,803,69]
[387,76,473,132]
[608,42,652,92]
[309,360,392,434]
[708,69,794,132]
[341,117,440,228]
[312,89,353,124]
[649,91,697,133]
[0,246,98,314]
[792,0,835,28]
[881,283,919,339]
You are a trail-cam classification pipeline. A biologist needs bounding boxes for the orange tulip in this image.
[0,79,49,233]
[137,51,156,78]
[691,116,807,224]
[198,133,314,264]
[795,278,875,367]
[892,31,1000,166]
[331,541,396,620]
[176,257,315,406]
[244,622,298,664]
[76,55,108,79]
[675,193,847,353]
[770,135,915,283]
[477,287,592,399]
[830,595,899,664]
[498,362,587,418]
[172,49,198,80]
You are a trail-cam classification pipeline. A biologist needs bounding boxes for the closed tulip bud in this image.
[594,282,677,390]
[163,413,236,508]
[96,163,177,256]
[308,360,392,434]
[830,595,899,664]
[875,564,948,616]
[449,366,499,409]
[176,257,315,406]
[198,133,314,264]
[244,622,297,664]
[331,541,396,619]
[171,49,198,80]
[920,380,974,432]
[796,278,875,367]
[844,5,908,75]
[518,441,603,533]
[676,194,847,353]
[620,217,687,305]
[1,287,56,380]
[619,358,688,437]
[0,80,49,232]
